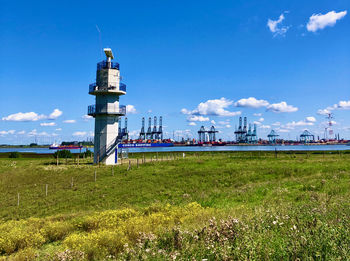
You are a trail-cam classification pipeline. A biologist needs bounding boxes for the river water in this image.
[0,144,349,154]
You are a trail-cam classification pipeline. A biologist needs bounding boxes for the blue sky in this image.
[0,0,349,144]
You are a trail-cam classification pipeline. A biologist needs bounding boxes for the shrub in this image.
[53,150,72,159]
[83,149,93,158]
[8,152,20,158]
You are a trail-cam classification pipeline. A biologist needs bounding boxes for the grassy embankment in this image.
[0,151,350,260]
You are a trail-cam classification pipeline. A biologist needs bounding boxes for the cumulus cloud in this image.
[318,100,350,115]
[40,122,56,127]
[305,116,316,123]
[267,12,290,37]
[28,129,50,137]
[48,109,63,119]
[235,97,269,108]
[307,10,347,32]
[210,120,216,125]
[2,112,46,122]
[17,130,26,135]
[253,113,262,117]
[259,125,271,129]
[284,117,315,129]
[2,109,62,122]
[0,130,15,136]
[317,108,331,115]
[126,105,137,114]
[181,98,241,117]
[188,122,197,126]
[267,102,298,113]
[187,115,209,122]
[63,120,76,124]
[73,131,87,136]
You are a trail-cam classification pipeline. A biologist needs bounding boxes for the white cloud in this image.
[253,121,262,125]
[40,122,56,127]
[63,120,76,124]
[258,117,264,122]
[259,125,271,129]
[2,112,46,122]
[126,105,137,114]
[55,128,62,131]
[284,120,314,129]
[235,97,269,108]
[128,130,139,139]
[48,109,63,119]
[318,100,350,115]
[189,122,197,126]
[0,130,15,135]
[218,120,230,125]
[2,109,62,122]
[267,12,290,37]
[278,129,290,133]
[187,115,209,122]
[82,114,93,121]
[210,120,216,125]
[272,122,281,126]
[28,129,50,137]
[307,10,347,32]
[73,131,87,136]
[225,124,231,128]
[17,130,26,135]
[267,102,298,113]
[181,98,241,117]
[338,100,350,109]
[305,116,316,123]
[317,108,331,115]
[253,113,262,117]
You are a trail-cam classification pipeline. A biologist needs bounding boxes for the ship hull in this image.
[118,143,174,148]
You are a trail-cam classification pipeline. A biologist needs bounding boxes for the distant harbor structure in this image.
[139,116,163,141]
[198,126,218,143]
[88,48,127,165]
[267,130,279,144]
[234,117,257,143]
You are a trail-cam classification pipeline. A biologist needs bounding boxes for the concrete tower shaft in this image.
[88,48,127,165]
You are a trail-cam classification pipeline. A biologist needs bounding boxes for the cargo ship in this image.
[118,143,174,148]
[49,143,83,150]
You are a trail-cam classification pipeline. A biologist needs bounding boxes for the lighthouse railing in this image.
[89,82,126,93]
[88,104,126,116]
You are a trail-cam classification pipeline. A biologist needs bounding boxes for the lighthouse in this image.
[88,48,126,165]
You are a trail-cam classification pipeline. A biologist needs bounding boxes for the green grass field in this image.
[0,151,349,260]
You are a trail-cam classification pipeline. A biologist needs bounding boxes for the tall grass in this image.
[0,151,349,259]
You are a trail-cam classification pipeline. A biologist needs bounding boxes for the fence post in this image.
[77,154,80,165]
[71,177,74,188]
[17,193,20,207]
[137,158,139,168]
[183,153,185,159]
[94,170,97,182]
[56,154,59,166]
[45,184,48,197]
[128,160,131,171]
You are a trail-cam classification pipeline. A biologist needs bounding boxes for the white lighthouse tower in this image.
[88,48,126,165]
